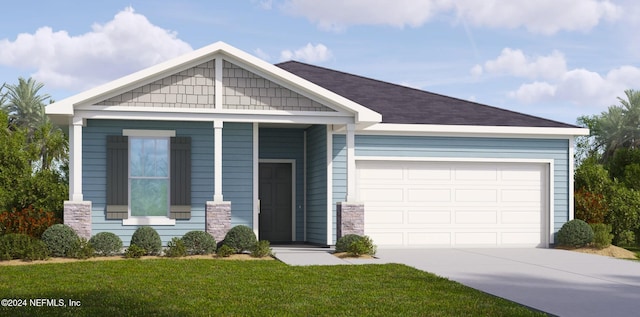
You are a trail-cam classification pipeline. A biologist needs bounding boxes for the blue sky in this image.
[1,0,638,125]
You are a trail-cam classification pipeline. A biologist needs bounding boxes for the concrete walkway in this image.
[274,246,640,317]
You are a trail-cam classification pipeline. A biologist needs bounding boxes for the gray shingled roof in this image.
[276,61,577,128]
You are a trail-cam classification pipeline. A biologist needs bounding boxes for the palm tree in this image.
[1,77,50,133]
[32,121,68,171]
[587,89,640,162]
[0,78,67,172]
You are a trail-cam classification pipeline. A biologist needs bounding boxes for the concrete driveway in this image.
[374,248,639,317]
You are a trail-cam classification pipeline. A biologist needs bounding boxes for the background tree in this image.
[0,78,67,218]
[575,89,640,246]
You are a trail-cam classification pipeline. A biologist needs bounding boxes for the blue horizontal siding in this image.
[305,125,327,244]
[84,119,214,246]
[259,128,305,241]
[354,135,570,233]
[331,134,346,245]
[84,120,256,246]
[223,122,254,228]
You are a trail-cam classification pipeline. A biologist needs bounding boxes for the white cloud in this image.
[280,43,332,63]
[0,7,192,91]
[475,48,567,80]
[508,81,557,103]
[254,48,271,61]
[476,48,640,108]
[281,0,448,31]
[453,0,621,35]
[280,0,620,34]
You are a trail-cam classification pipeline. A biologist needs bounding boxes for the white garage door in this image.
[357,160,547,247]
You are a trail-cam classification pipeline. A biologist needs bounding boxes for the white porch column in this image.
[345,123,356,202]
[213,120,224,202]
[69,116,84,201]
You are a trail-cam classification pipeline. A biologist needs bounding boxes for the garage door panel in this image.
[455,210,497,224]
[408,232,451,245]
[366,232,404,245]
[502,211,541,224]
[502,189,541,202]
[408,210,451,224]
[408,167,451,181]
[366,211,403,224]
[359,188,403,202]
[455,168,497,181]
[455,189,498,202]
[408,189,451,202]
[358,160,547,248]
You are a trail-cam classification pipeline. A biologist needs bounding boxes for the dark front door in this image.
[259,163,293,243]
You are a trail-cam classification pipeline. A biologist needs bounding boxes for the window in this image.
[129,137,169,217]
[106,130,191,225]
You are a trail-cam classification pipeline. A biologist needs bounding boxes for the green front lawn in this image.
[0,259,545,316]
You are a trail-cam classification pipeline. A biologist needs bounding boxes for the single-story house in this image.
[46,42,589,248]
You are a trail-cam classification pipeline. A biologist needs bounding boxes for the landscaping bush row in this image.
[0,224,274,262]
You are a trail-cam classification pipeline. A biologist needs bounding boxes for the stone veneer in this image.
[206,201,231,243]
[63,201,92,239]
[336,202,365,238]
[222,61,334,112]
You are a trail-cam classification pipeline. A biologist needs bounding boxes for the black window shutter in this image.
[170,136,191,219]
[106,135,128,219]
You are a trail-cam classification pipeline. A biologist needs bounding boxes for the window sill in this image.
[122,217,176,226]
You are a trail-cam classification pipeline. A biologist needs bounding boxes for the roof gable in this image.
[276,61,578,128]
[46,42,380,125]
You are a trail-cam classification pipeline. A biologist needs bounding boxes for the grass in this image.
[625,245,640,260]
[0,259,546,317]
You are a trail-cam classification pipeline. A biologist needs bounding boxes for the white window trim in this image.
[123,130,176,226]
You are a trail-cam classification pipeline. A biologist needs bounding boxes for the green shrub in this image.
[615,230,636,246]
[556,219,594,248]
[164,237,187,258]
[130,226,162,256]
[41,224,80,257]
[0,233,49,261]
[70,238,94,259]
[335,234,363,253]
[216,244,235,257]
[347,235,377,256]
[222,225,257,253]
[89,232,123,256]
[182,231,216,255]
[590,223,613,249]
[251,240,272,258]
[124,245,146,259]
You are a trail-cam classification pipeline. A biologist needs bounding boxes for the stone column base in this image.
[206,201,231,243]
[63,201,92,239]
[336,202,365,239]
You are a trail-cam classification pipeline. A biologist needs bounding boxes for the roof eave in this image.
[360,123,590,137]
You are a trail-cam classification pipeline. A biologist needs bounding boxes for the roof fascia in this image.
[356,123,590,138]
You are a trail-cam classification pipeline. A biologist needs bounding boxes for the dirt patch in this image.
[333,252,375,259]
[563,245,638,260]
[0,253,274,266]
